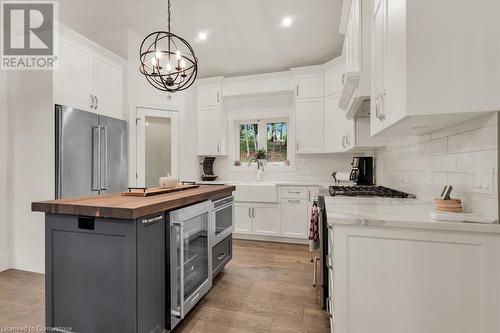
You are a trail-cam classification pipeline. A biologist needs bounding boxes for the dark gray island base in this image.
[32,185,235,333]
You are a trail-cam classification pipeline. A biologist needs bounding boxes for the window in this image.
[236,119,290,166]
[239,123,259,163]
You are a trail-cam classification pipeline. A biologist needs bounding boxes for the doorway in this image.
[136,107,179,188]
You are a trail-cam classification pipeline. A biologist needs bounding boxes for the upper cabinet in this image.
[196,78,227,156]
[339,0,371,118]
[54,30,126,120]
[370,0,500,136]
[295,73,324,99]
[296,98,324,154]
[197,84,222,107]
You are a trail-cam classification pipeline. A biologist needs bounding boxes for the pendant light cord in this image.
[167,0,171,33]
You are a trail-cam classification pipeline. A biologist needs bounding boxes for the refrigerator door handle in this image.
[56,109,63,198]
[100,126,108,191]
[91,126,101,192]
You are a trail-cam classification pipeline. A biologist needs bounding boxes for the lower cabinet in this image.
[234,186,320,242]
[212,235,233,279]
[234,203,281,236]
[281,198,309,238]
[45,213,165,333]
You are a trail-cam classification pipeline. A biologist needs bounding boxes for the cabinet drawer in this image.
[212,235,232,277]
[281,187,308,199]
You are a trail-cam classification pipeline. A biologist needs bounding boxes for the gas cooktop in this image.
[328,185,415,198]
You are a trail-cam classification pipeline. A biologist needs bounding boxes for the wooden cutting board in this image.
[122,184,199,197]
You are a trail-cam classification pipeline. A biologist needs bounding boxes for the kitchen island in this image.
[324,196,500,333]
[32,185,235,333]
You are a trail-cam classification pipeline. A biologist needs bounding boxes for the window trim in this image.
[234,117,292,168]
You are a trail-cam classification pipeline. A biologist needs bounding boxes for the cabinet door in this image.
[295,73,324,99]
[383,0,406,128]
[234,204,252,234]
[296,98,324,154]
[93,54,124,119]
[54,36,93,111]
[252,204,281,236]
[197,84,221,107]
[197,106,221,155]
[346,0,361,73]
[324,93,347,152]
[344,117,356,150]
[281,199,309,239]
[324,66,345,96]
[370,0,386,135]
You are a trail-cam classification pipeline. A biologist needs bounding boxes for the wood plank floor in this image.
[0,240,329,333]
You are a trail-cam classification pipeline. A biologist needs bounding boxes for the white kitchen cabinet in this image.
[92,54,124,120]
[54,32,125,119]
[324,64,345,96]
[295,98,324,154]
[370,0,500,136]
[196,78,227,156]
[281,198,309,239]
[281,186,319,240]
[344,0,361,74]
[340,0,371,118]
[324,92,347,152]
[54,36,93,112]
[234,203,281,236]
[333,224,500,333]
[196,106,226,156]
[234,203,252,234]
[252,204,282,236]
[295,73,324,99]
[197,84,221,107]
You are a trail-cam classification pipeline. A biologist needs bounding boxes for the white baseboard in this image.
[233,233,308,245]
[0,251,10,272]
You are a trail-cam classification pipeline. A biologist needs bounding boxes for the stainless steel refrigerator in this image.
[55,105,128,199]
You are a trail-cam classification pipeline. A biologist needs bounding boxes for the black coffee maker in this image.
[350,156,374,185]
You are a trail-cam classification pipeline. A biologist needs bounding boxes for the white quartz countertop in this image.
[197,180,334,188]
[325,196,500,234]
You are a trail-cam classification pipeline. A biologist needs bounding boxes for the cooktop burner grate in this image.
[329,185,414,198]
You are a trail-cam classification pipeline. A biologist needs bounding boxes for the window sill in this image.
[229,163,296,172]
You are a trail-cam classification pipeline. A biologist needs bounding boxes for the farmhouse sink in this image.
[233,182,278,203]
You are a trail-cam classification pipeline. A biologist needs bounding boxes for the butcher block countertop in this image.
[32,185,236,219]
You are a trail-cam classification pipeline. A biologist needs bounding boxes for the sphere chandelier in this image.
[139,0,198,93]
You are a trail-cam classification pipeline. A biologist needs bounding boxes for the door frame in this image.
[135,106,179,188]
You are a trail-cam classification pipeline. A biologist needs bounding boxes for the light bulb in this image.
[166,62,172,72]
[155,50,162,59]
[175,50,181,60]
[180,59,186,69]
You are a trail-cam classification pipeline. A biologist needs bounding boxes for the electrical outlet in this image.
[469,168,494,195]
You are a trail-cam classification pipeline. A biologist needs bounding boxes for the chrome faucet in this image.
[247,157,264,169]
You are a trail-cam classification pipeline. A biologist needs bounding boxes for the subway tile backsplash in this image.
[376,112,498,218]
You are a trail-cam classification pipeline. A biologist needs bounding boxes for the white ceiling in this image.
[60,0,345,78]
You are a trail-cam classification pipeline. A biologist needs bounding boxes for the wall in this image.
[7,71,53,273]
[209,92,358,182]
[0,70,9,271]
[377,112,498,218]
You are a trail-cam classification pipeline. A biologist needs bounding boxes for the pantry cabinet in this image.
[196,78,227,156]
[54,32,125,120]
[370,0,500,136]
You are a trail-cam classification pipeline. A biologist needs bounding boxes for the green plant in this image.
[256,148,267,159]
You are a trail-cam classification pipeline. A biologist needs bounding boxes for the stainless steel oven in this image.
[211,196,234,246]
[169,201,212,330]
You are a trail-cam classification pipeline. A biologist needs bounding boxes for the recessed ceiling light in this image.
[282,16,293,27]
[198,32,208,41]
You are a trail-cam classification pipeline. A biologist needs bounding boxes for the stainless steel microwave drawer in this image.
[212,235,232,278]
